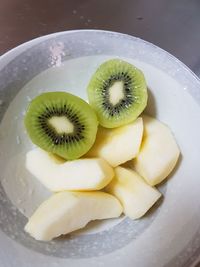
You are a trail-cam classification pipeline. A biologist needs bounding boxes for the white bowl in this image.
[0,30,200,267]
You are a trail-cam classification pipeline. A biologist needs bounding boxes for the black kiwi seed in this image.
[39,106,85,146]
[87,59,148,128]
[25,92,98,160]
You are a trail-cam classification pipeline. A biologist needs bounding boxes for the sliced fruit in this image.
[26,148,114,191]
[133,115,180,186]
[24,92,98,160]
[25,191,123,241]
[87,59,148,128]
[87,117,143,167]
[105,166,161,219]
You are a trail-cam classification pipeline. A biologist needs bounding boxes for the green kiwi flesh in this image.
[87,59,148,128]
[24,92,98,160]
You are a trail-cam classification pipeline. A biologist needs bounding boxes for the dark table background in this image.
[0,0,200,76]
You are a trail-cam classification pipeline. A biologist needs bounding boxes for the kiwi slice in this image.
[87,59,148,128]
[24,92,98,160]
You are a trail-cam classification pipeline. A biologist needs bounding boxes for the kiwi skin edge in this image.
[87,59,148,128]
[24,92,98,160]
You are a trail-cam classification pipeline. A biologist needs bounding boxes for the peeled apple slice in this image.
[105,166,161,219]
[133,115,180,186]
[25,191,122,241]
[26,148,114,191]
[87,117,143,167]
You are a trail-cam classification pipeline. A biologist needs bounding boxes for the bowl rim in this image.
[0,29,200,84]
[0,29,200,267]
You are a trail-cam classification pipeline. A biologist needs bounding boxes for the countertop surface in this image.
[0,0,200,76]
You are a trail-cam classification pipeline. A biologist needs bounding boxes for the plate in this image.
[0,30,200,267]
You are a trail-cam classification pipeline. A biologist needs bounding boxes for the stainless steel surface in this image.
[0,0,200,75]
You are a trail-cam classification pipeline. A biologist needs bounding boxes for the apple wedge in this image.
[105,166,161,219]
[87,117,143,167]
[25,191,123,241]
[26,148,114,191]
[133,115,180,186]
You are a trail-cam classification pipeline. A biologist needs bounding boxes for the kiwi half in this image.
[24,92,98,160]
[87,59,148,128]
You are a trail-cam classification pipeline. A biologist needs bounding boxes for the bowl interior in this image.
[0,30,200,267]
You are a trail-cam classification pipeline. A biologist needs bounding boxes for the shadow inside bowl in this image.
[158,153,183,187]
[144,87,157,117]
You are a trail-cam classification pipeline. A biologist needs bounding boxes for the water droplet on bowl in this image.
[26,96,31,102]
[16,135,21,144]
[28,189,34,196]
